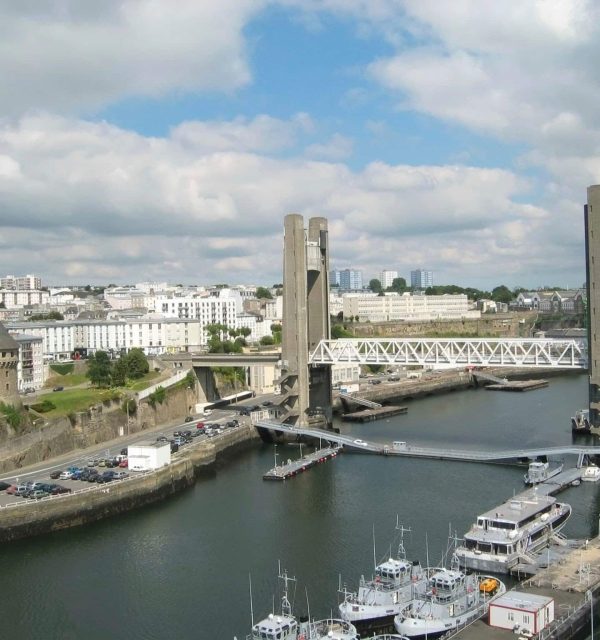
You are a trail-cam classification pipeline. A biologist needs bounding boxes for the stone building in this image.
[0,322,20,406]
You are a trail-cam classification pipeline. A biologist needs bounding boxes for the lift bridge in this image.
[308,338,587,369]
[254,420,600,467]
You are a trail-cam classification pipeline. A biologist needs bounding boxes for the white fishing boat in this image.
[453,492,571,573]
[394,567,505,639]
[339,525,426,635]
[582,464,600,482]
[523,460,563,485]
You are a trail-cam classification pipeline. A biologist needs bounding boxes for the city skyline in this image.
[0,2,599,288]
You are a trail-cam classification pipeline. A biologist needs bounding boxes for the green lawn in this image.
[45,372,89,388]
[127,370,161,391]
[35,388,121,417]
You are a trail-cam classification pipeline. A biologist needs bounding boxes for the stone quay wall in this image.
[0,424,259,543]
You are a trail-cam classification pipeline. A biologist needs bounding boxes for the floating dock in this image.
[485,379,548,391]
[341,405,408,422]
[262,446,342,480]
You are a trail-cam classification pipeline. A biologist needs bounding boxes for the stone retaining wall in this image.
[0,424,259,542]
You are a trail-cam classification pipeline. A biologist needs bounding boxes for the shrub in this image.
[0,402,21,429]
[30,399,56,413]
[50,363,74,376]
[121,398,137,415]
[148,386,166,408]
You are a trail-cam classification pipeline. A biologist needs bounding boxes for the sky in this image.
[1,1,599,290]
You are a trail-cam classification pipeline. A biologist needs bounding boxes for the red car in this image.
[118,459,128,468]
[196,422,205,429]
[5,485,18,495]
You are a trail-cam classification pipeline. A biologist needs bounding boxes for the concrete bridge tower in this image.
[279,214,332,427]
[586,185,600,431]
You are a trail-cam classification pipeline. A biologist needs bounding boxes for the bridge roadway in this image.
[253,420,600,462]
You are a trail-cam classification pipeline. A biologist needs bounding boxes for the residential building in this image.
[1,274,41,290]
[410,269,433,290]
[342,292,479,322]
[380,270,398,289]
[330,268,363,291]
[6,318,205,359]
[0,289,50,309]
[11,333,44,391]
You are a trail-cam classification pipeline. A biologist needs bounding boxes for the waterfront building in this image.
[410,268,433,290]
[585,184,600,429]
[380,270,398,289]
[342,292,479,322]
[10,333,44,391]
[331,363,360,385]
[0,322,20,406]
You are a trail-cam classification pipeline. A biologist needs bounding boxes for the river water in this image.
[1,373,598,640]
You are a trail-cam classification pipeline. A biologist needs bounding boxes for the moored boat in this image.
[582,464,600,482]
[523,460,563,485]
[453,493,571,573]
[571,409,591,434]
[394,567,505,639]
[338,526,427,635]
[247,569,359,640]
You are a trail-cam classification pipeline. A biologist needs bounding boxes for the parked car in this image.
[0,481,10,491]
[59,471,73,480]
[53,386,64,392]
[370,379,382,385]
[49,470,62,479]
[170,442,179,453]
[5,485,18,495]
[120,448,127,456]
[51,485,72,494]
[196,422,205,429]
[38,483,56,493]
[262,400,273,406]
[353,439,368,447]
[184,416,194,423]
[239,408,250,416]
[112,471,129,480]
[29,490,49,500]
[96,471,116,483]
[181,430,192,438]
[118,459,128,468]
[15,485,30,497]
[156,435,169,443]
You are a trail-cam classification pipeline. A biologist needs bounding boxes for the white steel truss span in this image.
[309,338,587,369]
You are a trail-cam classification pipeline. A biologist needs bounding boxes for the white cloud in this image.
[0,112,579,287]
[305,134,354,160]
[0,0,264,116]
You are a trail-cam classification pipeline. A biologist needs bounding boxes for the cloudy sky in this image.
[1,1,599,289]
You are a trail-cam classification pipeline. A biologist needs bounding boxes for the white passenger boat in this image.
[582,464,600,482]
[453,493,571,573]
[523,460,563,485]
[339,527,426,635]
[247,570,359,640]
[394,567,505,639]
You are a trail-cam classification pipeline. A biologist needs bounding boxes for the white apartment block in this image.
[1,274,41,290]
[263,296,283,321]
[236,313,272,343]
[0,290,50,309]
[156,296,238,342]
[11,333,44,391]
[343,292,480,322]
[380,270,398,289]
[6,318,204,359]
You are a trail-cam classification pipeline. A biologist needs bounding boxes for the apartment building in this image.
[343,292,479,322]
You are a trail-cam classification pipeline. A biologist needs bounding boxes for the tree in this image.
[29,311,64,321]
[123,348,149,379]
[238,327,252,338]
[387,277,408,293]
[256,286,273,299]
[111,358,128,387]
[87,351,112,387]
[491,285,514,304]
[260,335,275,346]
[369,278,383,294]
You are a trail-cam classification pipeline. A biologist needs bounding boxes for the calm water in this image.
[1,374,598,640]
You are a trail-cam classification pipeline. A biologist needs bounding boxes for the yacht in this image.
[582,464,600,482]
[394,567,505,639]
[339,529,426,635]
[247,570,359,640]
[453,492,571,573]
[523,460,563,485]
[571,409,591,434]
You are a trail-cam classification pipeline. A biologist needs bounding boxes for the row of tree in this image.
[367,280,529,303]
[87,348,149,387]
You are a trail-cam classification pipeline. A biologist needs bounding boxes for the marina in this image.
[262,445,342,480]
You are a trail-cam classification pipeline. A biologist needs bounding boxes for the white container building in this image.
[489,591,554,635]
[127,442,171,471]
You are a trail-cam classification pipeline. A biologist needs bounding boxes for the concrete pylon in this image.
[280,214,332,427]
[585,185,600,430]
